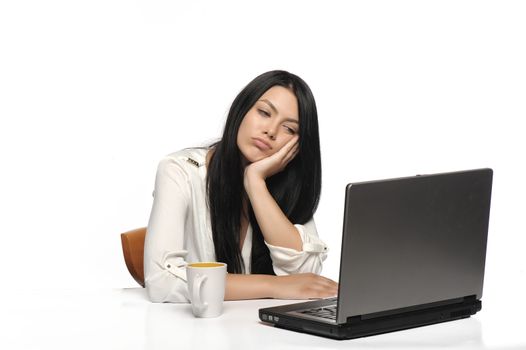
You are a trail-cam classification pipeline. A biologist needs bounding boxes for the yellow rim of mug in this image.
[187,262,227,268]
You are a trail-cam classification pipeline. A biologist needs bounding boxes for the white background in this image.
[1,0,525,346]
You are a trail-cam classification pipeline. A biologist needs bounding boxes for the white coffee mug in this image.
[186,262,227,318]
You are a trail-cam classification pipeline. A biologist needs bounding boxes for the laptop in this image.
[259,168,493,339]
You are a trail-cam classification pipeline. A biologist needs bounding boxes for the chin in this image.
[243,154,263,164]
[240,148,265,164]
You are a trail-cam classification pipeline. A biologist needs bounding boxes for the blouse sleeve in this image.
[143,156,191,303]
[264,217,329,276]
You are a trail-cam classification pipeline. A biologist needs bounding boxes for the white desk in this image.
[1,288,525,350]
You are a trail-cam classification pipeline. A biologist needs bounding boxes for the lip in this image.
[252,137,272,151]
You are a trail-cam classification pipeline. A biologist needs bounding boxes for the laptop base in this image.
[260,297,481,340]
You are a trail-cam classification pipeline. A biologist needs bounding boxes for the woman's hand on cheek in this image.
[244,136,299,189]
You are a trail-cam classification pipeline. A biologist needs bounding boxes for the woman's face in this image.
[237,85,299,164]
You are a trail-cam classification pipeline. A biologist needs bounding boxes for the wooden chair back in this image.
[121,227,146,287]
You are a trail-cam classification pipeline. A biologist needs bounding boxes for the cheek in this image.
[278,133,295,147]
[237,117,252,143]
[270,139,290,155]
[238,115,254,137]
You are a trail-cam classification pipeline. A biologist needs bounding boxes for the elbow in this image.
[272,253,326,276]
[145,278,190,303]
[143,251,191,303]
[145,280,167,303]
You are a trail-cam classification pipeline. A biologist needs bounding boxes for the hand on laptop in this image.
[271,273,338,300]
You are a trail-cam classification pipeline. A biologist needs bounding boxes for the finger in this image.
[282,148,298,168]
[291,143,299,157]
[318,278,338,289]
[273,139,298,169]
[321,276,338,285]
[310,285,337,298]
[316,276,339,289]
[283,143,299,164]
[281,135,299,155]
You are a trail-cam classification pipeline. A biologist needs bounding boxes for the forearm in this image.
[226,273,339,301]
[245,176,303,251]
[225,273,275,300]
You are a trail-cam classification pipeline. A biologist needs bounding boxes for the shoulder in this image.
[156,148,208,179]
[163,148,207,167]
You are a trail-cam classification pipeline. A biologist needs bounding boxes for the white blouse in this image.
[144,148,329,303]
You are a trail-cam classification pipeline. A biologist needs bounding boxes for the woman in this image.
[144,70,338,303]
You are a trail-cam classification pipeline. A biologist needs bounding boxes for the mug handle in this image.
[192,274,208,313]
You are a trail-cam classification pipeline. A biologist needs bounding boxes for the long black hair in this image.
[206,70,322,274]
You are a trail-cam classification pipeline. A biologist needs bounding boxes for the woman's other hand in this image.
[270,273,338,300]
[244,135,299,189]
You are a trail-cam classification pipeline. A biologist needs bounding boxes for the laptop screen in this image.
[336,169,493,323]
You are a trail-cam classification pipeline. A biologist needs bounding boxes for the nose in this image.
[264,130,276,140]
[264,121,278,140]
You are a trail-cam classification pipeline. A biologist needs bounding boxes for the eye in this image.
[258,109,271,117]
[284,126,296,135]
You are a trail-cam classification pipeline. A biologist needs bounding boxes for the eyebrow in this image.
[259,99,299,124]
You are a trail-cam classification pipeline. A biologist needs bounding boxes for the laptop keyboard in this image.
[299,300,338,321]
